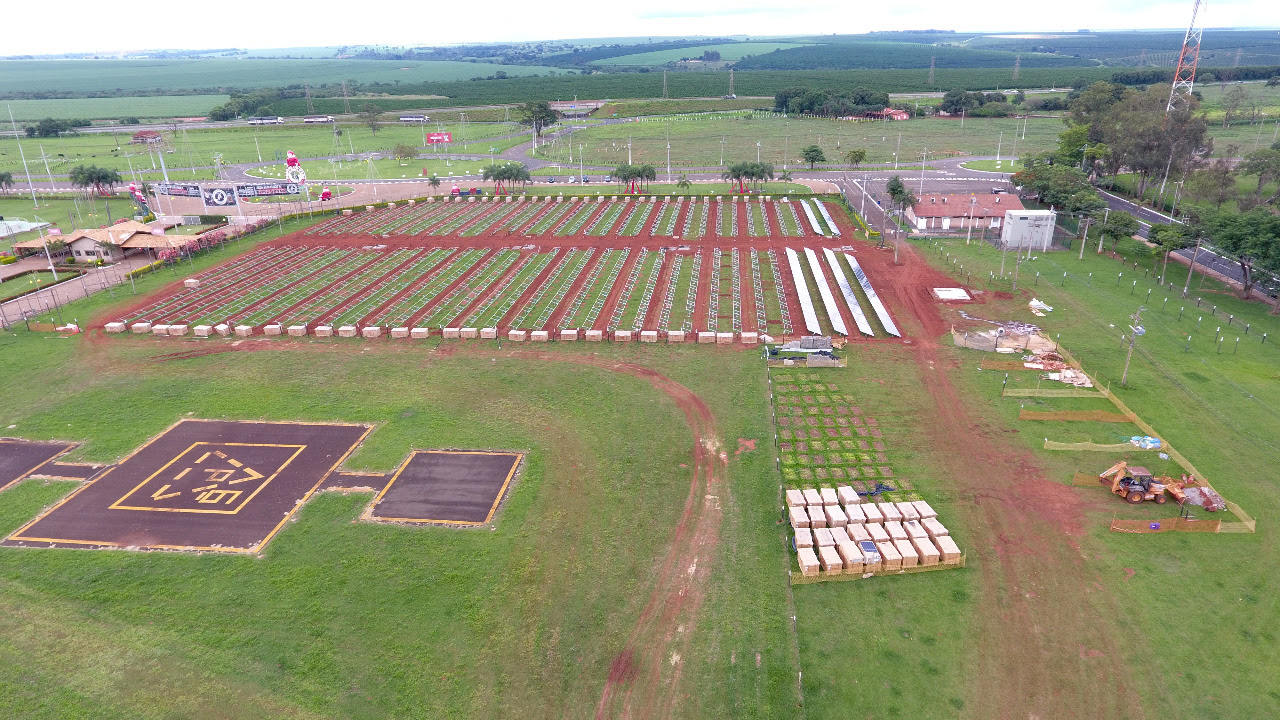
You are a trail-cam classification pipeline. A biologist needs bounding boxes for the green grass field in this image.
[0,122,523,180]
[0,270,63,300]
[531,115,1067,168]
[0,59,563,94]
[2,96,230,121]
[593,42,811,66]
[3,201,1280,718]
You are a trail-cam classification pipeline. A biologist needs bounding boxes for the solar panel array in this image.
[823,248,873,337]
[845,253,901,337]
[785,248,822,335]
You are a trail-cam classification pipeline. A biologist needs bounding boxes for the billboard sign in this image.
[425,132,453,144]
[235,183,300,198]
[201,187,237,207]
[158,183,202,198]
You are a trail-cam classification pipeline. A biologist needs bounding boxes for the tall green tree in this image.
[68,165,122,196]
[1148,223,1194,284]
[517,101,559,139]
[1097,210,1141,252]
[1237,142,1280,209]
[843,148,867,170]
[1195,207,1280,300]
[1184,153,1239,210]
[0,171,14,195]
[359,103,383,134]
[800,145,825,169]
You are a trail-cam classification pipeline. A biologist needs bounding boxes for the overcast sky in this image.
[5,1,1275,56]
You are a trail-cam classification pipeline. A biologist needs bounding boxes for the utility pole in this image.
[8,104,39,207]
[1121,307,1146,386]
[1182,237,1202,297]
[919,149,928,195]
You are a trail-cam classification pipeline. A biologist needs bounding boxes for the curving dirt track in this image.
[524,355,725,720]
[864,242,1146,719]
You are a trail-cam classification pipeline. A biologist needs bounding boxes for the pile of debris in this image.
[1018,350,1093,388]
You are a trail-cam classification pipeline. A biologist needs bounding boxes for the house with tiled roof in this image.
[905,193,1025,232]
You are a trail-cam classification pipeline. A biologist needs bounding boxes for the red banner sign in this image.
[425,132,453,144]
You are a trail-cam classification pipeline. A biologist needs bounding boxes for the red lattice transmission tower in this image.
[1167,0,1205,113]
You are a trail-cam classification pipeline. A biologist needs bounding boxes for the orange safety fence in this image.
[1110,517,1221,533]
[1019,410,1133,423]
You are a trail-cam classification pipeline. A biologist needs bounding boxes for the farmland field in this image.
[593,42,811,66]
[0,59,563,94]
[2,95,230,121]
[0,122,522,180]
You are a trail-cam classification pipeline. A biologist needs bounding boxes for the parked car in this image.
[546,176,557,183]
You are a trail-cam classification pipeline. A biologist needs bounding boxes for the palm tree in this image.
[675,173,692,191]
[428,175,442,192]
[0,171,14,196]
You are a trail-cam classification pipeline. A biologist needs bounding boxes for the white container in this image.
[806,505,827,529]
[813,527,835,547]
[837,486,860,506]
[785,489,806,507]
[820,488,839,506]
[866,523,890,543]
[788,506,809,529]
[862,503,884,524]
[913,500,938,519]
[802,488,823,506]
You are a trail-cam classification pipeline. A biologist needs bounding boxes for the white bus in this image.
[400,114,428,123]
[303,115,335,123]
[247,116,285,125]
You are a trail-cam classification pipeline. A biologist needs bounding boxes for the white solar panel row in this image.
[804,248,848,336]
[799,200,826,236]
[823,248,873,336]
[844,253,901,337]
[785,248,822,335]
[814,200,841,237]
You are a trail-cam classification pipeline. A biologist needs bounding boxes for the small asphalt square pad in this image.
[370,451,523,525]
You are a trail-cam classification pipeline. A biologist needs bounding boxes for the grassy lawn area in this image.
[0,122,523,179]
[247,158,495,182]
[3,198,1279,719]
[0,276,800,719]
[0,271,64,301]
[529,115,1065,169]
[904,233,1280,718]
[959,158,1023,172]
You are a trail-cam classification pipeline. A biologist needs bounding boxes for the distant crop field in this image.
[0,59,562,94]
[3,95,229,120]
[594,42,810,66]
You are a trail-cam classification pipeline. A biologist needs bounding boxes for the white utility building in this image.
[999,210,1057,251]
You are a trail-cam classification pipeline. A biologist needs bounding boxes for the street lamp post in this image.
[918,149,928,195]
[757,141,761,163]
[720,136,725,166]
